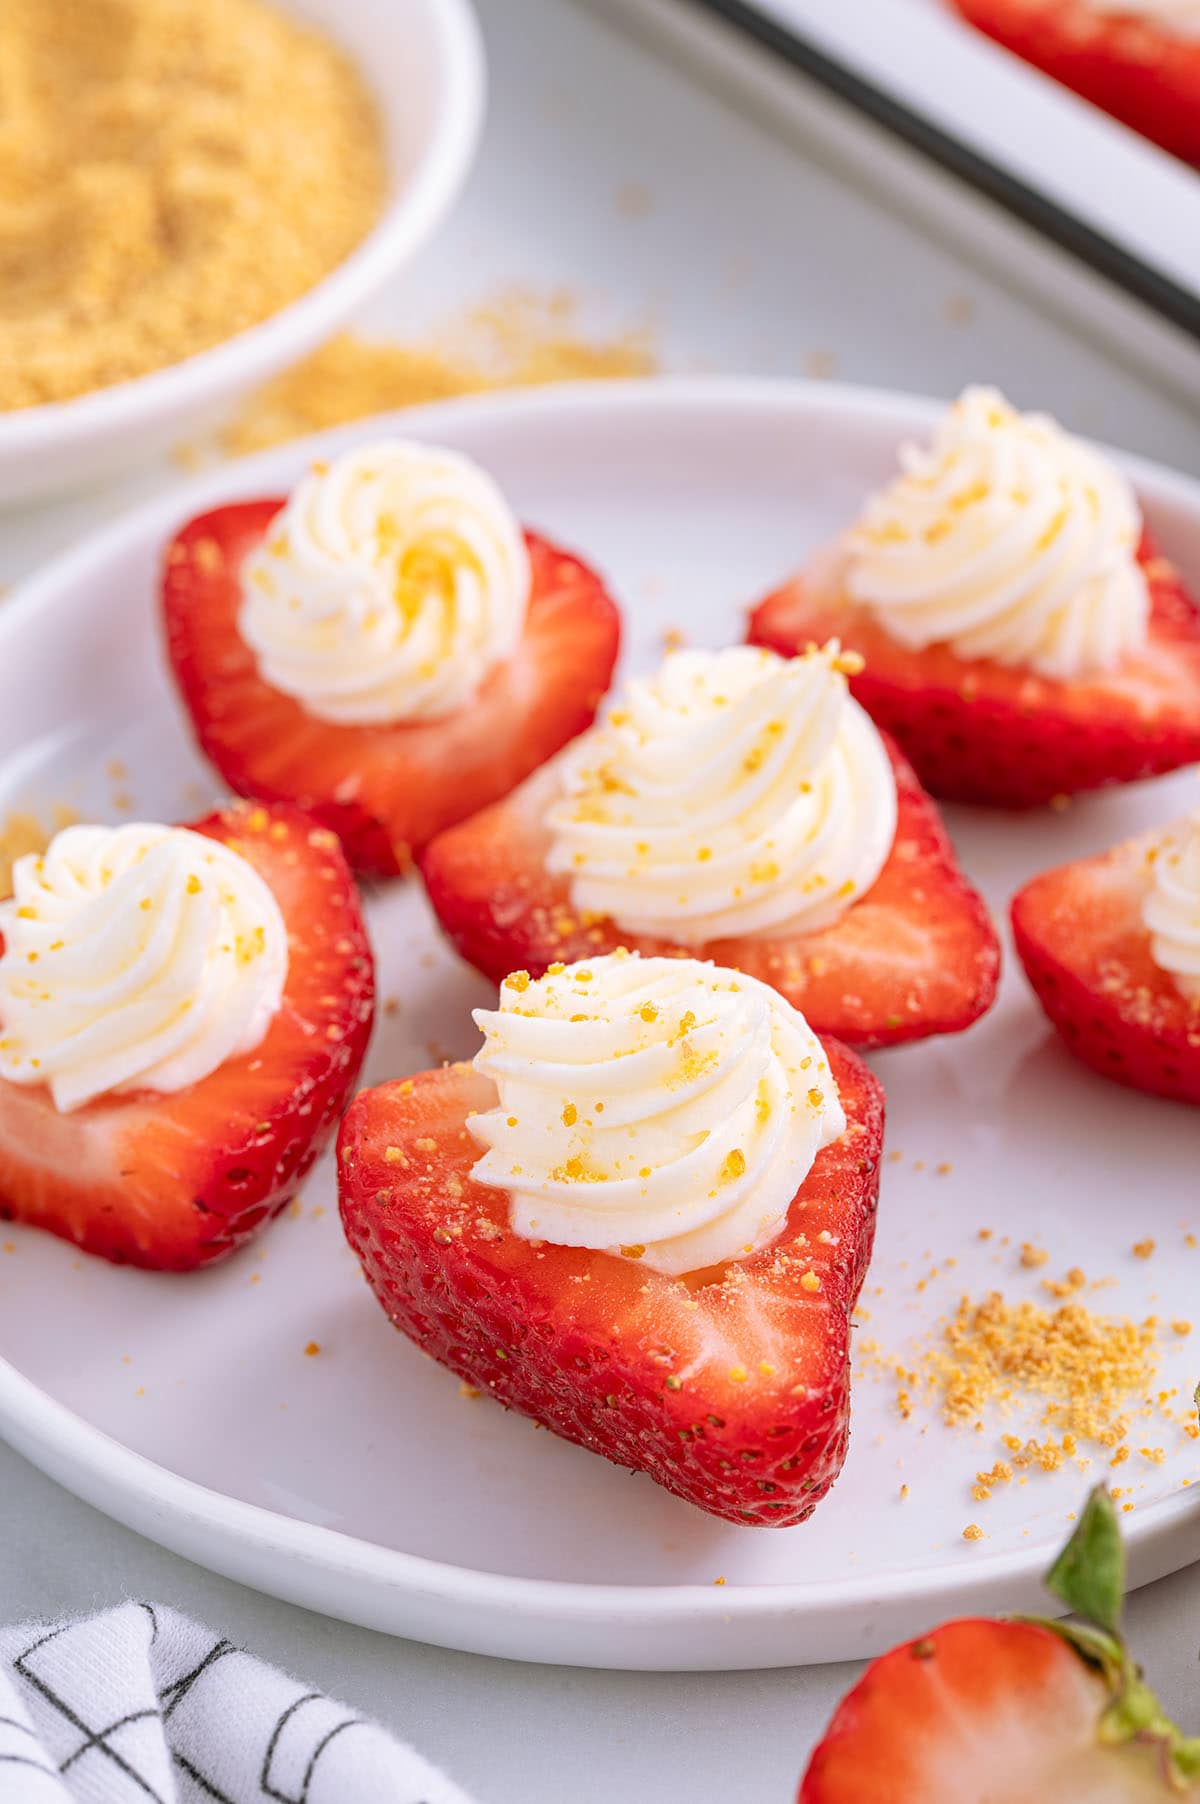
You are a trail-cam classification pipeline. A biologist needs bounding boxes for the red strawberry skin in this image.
[338,1044,884,1526]
[1012,831,1200,1108]
[798,1618,1168,1802]
[419,737,999,1049]
[0,802,375,1270]
[161,501,621,878]
[749,544,1200,809]
[951,0,1200,168]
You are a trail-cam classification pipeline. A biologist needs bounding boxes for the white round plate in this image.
[0,0,484,506]
[1,381,1198,1671]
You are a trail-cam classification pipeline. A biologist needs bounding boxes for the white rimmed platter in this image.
[0,379,1197,1671]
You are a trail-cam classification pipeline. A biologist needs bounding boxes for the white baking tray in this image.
[598,0,1200,409]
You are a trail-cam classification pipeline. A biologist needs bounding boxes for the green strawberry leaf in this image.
[1044,1484,1124,1637]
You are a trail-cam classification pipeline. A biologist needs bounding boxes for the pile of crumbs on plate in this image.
[208,287,660,457]
[0,0,385,409]
[858,1258,1199,1517]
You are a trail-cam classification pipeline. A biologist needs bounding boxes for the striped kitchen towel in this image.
[0,1602,474,1802]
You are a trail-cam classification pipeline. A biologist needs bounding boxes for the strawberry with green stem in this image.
[799,1485,1200,1801]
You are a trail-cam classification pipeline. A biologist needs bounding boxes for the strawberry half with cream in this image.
[1012,808,1200,1107]
[420,642,999,1048]
[749,388,1200,808]
[0,803,374,1268]
[799,1486,1200,1800]
[339,950,884,1526]
[162,441,621,878]
[950,0,1200,169]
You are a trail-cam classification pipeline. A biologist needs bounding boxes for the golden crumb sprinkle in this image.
[962,1523,984,1541]
[1020,1243,1049,1269]
[218,289,656,456]
[713,1575,727,1586]
[304,1341,320,1357]
[800,1270,821,1293]
[504,971,532,993]
[1,0,385,410]
[1133,1238,1156,1260]
[863,1288,1170,1483]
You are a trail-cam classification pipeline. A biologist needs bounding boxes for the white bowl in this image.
[0,0,484,506]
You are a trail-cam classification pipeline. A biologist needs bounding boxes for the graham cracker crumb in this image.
[217,288,658,456]
[1,0,384,410]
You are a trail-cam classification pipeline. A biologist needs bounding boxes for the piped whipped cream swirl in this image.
[1143,812,1200,999]
[543,644,897,943]
[1081,0,1200,40]
[0,824,288,1112]
[240,440,530,724]
[842,387,1149,681]
[468,951,845,1278]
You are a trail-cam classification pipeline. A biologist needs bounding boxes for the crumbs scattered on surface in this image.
[304,1340,321,1357]
[713,1575,726,1586]
[962,1523,984,1541]
[615,181,654,218]
[1133,1238,1156,1260]
[212,288,658,456]
[857,1246,1194,1505]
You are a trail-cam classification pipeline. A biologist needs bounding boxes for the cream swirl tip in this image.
[843,387,1149,681]
[467,951,845,1278]
[1143,813,1200,999]
[239,440,530,725]
[543,644,897,943]
[0,824,288,1112]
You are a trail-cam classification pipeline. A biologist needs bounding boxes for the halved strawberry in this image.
[419,739,999,1049]
[161,502,621,879]
[337,1042,884,1526]
[950,0,1200,168]
[749,544,1200,808]
[800,1486,1200,1800]
[0,802,375,1269]
[1012,829,1200,1107]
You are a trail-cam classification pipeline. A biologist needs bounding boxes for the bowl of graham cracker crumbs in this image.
[0,0,484,504]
